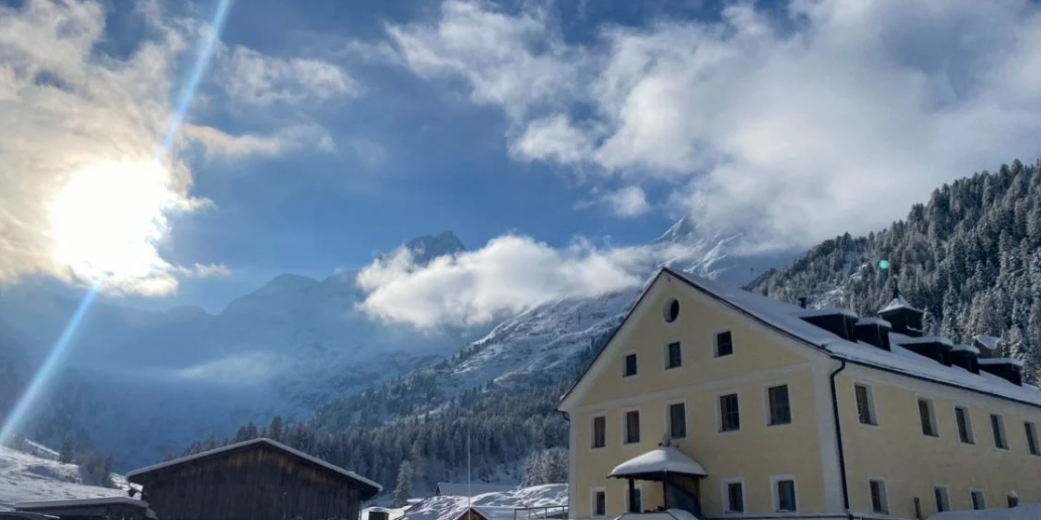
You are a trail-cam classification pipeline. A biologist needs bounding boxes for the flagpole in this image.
[467,421,472,518]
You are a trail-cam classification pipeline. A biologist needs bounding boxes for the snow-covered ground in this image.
[0,443,126,511]
[399,484,568,520]
[931,504,1041,519]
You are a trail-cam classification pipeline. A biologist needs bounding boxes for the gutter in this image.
[829,359,850,515]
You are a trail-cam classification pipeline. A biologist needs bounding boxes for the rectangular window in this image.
[991,414,1008,449]
[768,385,792,426]
[869,480,888,514]
[775,479,797,512]
[669,403,687,439]
[934,486,950,513]
[971,490,986,510]
[715,331,734,357]
[593,490,606,517]
[624,354,638,377]
[855,384,877,425]
[919,398,938,437]
[720,393,741,432]
[955,406,974,444]
[666,342,682,369]
[625,410,640,444]
[1026,422,1039,456]
[592,416,606,449]
[726,482,744,513]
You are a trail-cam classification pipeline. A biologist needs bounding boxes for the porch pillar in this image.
[628,478,637,513]
[662,471,669,510]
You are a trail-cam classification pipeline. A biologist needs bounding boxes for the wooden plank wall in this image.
[137,446,364,520]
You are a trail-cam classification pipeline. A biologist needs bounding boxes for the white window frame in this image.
[591,415,607,450]
[666,398,687,440]
[853,381,879,427]
[713,329,735,358]
[716,391,741,434]
[590,487,607,518]
[763,382,794,427]
[623,483,644,514]
[954,405,975,445]
[868,478,889,515]
[622,351,638,379]
[664,340,683,370]
[621,407,641,446]
[719,478,745,514]
[917,396,940,438]
[990,413,1009,450]
[934,484,951,513]
[969,488,986,510]
[771,475,799,514]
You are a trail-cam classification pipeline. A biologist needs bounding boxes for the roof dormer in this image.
[798,308,858,341]
[877,287,924,337]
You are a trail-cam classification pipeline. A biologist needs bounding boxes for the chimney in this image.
[979,358,1023,386]
[854,318,892,351]
[797,297,807,309]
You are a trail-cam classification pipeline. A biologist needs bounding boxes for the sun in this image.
[49,160,176,285]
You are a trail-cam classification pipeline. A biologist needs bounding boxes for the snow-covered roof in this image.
[855,317,892,327]
[928,503,1041,520]
[950,344,981,354]
[616,509,700,520]
[797,307,858,318]
[879,294,921,313]
[437,483,517,497]
[980,357,1025,368]
[896,336,955,347]
[14,497,148,509]
[469,506,523,520]
[975,335,1003,350]
[402,485,567,520]
[125,438,381,494]
[659,269,1041,408]
[608,447,707,478]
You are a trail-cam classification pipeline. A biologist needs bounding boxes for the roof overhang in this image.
[608,447,707,480]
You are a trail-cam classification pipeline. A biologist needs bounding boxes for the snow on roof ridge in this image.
[14,497,148,509]
[974,335,1002,349]
[856,317,892,327]
[979,357,1025,367]
[879,294,921,313]
[125,438,380,492]
[897,336,955,347]
[950,344,981,354]
[798,307,859,318]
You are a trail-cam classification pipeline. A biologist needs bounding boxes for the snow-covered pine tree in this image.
[394,460,414,507]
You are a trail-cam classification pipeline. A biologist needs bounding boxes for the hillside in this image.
[0,441,126,510]
[748,157,1041,383]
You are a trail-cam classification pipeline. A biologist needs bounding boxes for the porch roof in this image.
[608,447,707,480]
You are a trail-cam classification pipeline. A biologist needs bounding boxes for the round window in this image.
[664,299,680,323]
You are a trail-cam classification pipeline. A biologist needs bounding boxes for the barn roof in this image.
[126,438,381,496]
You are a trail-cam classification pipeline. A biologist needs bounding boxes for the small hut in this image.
[126,437,381,520]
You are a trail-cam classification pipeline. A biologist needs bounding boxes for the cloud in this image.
[180,263,233,278]
[0,0,344,295]
[218,46,361,108]
[182,124,335,162]
[386,0,1041,252]
[175,351,287,385]
[356,234,692,328]
[347,138,387,166]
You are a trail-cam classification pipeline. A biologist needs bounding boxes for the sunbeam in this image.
[0,0,236,445]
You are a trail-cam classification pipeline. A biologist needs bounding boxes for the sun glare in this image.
[49,161,175,285]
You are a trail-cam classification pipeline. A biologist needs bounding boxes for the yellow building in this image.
[558,268,1041,520]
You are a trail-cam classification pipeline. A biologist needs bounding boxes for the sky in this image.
[2,0,1041,321]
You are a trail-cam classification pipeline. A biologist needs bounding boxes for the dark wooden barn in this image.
[126,438,381,520]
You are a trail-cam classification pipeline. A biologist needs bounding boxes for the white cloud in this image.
[603,186,651,217]
[181,263,233,278]
[0,0,342,295]
[356,234,692,328]
[182,124,335,162]
[218,46,361,108]
[386,0,1041,252]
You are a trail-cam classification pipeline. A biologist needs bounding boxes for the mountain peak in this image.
[404,231,465,265]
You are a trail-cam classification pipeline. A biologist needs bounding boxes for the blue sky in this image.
[3,0,1041,320]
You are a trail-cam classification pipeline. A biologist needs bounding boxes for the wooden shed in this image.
[126,437,381,520]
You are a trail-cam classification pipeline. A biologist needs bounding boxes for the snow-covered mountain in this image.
[0,439,126,510]
[312,219,793,430]
[0,232,482,469]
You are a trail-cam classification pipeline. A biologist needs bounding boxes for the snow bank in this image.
[929,504,1041,520]
[401,484,568,520]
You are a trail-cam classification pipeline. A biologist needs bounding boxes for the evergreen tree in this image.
[268,416,284,442]
[58,437,75,464]
[394,460,414,507]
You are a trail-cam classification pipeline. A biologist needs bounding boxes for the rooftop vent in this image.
[948,344,980,374]
[877,289,924,337]
[854,317,892,351]
[979,357,1023,386]
[799,308,858,341]
[897,336,954,365]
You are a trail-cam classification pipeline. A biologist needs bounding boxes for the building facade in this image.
[558,268,1041,520]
